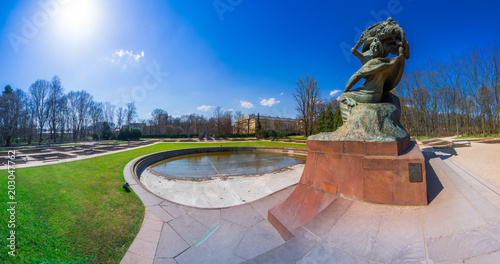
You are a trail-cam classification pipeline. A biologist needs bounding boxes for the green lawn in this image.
[0,141,305,263]
[286,136,308,140]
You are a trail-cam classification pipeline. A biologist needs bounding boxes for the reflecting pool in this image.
[150,150,306,180]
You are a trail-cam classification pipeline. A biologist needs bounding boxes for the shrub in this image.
[101,122,112,140]
[130,128,142,140]
[256,129,277,139]
[277,131,293,138]
[117,128,130,141]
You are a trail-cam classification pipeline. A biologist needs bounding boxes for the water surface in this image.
[151,150,306,180]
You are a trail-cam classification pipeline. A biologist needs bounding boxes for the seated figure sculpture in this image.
[340,17,409,121]
[310,17,410,142]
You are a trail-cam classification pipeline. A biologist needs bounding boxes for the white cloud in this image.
[329,90,342,97]
[280,92,284,95]
[240,101,254,109]
[260,98,280,107]
[110,49,144,63]
[197,105,213,112]
[227,108,234,112]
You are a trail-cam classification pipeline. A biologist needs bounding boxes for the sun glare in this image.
[59,0,96,35]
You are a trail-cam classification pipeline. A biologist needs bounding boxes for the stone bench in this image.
[12,156,28,164]
[452,139,471,147]
[83,149,94,154]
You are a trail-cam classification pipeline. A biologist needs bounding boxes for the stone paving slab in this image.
[233,220,284,260]
[168,214,211,245]
[249,195,282,220]
[146,205,174,222]
[297,241,369,264]
[187,208,221,229]
[465,249,500,264]
[175,220,247,264]
[302,197,352,237]
[155,223,189,258]
[221,203,263,228]
[121,251,154,264]
[427,223,500,263]
[326,202,387,259]
[371,207,426,263]
[160,201,190,218]
[242,232,319,264]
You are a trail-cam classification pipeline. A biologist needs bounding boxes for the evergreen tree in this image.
[255,113,262,138]
[3,85,13,95]
[316,105,335,133]
[101,122,112,140]
[332,105,343,130]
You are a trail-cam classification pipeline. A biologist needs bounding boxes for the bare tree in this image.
[15,89,34,144]
[125,102,137,128]
[103,102,116,125]
[481,41,500,135]
[213,106,224,135]
[58,95,69,142]
[67,92,79,142]
[66,91,92,141]
[29,79,50,144]
[150,108,167,134]
[0,86,23,146]
[116,107,124,129]
[89,101,104,137]
[47,76,64,143]
[77,91,92,140]
[233,110,245,134]
[293,75,320,136]
[222,110,233,135]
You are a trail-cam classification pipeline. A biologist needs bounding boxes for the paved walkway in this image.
[441,141,500,189]
[122,153,295,263]
[122,144,500,264]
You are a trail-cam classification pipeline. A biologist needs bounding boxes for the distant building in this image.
[233,114,300,134]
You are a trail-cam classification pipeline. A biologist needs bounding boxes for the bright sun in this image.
[59,0,96,35]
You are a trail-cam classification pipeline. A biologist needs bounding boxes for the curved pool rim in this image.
[131,146,307,187]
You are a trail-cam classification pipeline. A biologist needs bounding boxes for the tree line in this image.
[0,77,249,146]
[399,42,499,138]
[140,106,241,137]
[0,76,142,146]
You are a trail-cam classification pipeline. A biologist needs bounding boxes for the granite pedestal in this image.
[269,138,427,240]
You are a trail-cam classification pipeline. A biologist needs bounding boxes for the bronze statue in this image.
[340,17,410,121]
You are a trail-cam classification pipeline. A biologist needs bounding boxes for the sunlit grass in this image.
[286,136,308,140]
[0,141,305,263]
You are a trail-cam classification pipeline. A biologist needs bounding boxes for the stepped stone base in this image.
[269,138,427,240]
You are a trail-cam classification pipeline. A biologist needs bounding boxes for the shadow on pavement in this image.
[435,148,457,159]
[423,151,444,205]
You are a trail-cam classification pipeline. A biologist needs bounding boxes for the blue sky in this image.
[1,0,499,120]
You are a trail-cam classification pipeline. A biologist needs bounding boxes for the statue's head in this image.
[369,38,385,58]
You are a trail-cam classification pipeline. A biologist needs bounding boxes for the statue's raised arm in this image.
[339,17,409,122]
